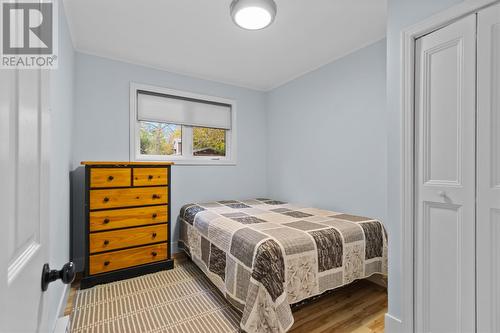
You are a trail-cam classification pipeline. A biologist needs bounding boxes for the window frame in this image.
[130,82,237,165]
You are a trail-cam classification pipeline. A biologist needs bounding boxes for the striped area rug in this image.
[70,261,241,333]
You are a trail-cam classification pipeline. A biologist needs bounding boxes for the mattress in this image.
[178,198,387,333]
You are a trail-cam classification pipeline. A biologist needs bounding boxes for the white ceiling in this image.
[64,0,387,91]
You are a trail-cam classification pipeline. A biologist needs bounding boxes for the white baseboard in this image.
[56,283,70,317]
[51,283,70,333]
[384,313,403,333]
[53,316,70,333]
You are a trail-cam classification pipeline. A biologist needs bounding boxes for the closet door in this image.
[414,14,476,333]
[477,3,500,333]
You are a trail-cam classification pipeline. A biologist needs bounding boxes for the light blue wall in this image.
[266,39,387,222]
[72,40,389,272]
[48,0,75,329]
[386,0,464,322]
[72,53,268,253]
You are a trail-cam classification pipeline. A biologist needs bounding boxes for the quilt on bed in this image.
[178,198,387,333]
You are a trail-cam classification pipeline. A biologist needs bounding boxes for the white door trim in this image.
[399,1,500,332]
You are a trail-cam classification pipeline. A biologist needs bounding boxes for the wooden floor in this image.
[289,280,386,333]
[65,258,386,332]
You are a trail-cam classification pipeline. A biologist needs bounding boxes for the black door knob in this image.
[41,262,75,292]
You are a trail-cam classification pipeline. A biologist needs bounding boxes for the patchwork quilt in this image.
[178,199,388,333]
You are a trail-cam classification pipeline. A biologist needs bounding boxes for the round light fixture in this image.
[230,0,277,30]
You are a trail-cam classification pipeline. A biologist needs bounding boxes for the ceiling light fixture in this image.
[230,0,277,30]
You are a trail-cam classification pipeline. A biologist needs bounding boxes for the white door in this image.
[477,3,500,332]
[414,14,476,333]
[0,67,51,330]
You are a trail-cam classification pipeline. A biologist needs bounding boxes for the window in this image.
[140,122,182,156]
[130,83,236,164]
[192,127,226,157]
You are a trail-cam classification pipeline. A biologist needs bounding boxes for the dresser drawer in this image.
[89,206,168,231]
[90,224,167,253]
[90,168,131,188]
[133,168,168,186]
[89,187,168,210]
[89,243,168,275]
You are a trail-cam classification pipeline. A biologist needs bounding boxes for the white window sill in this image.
[134,157,236,166]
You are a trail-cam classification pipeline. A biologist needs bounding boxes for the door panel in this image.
[0,66,51,331]
[477,3,500,332]
[0,60,15,333]
[10,69,42,265]
[415,14,476,333]
[423,41,461,185]
[423,202,462,333]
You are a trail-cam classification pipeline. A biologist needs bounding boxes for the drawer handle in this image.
[152,213,158,218]
[103,197,110,203]
[103,218,110,224]
[103,240,109,246]
[152,194,160,199]
[148,175,154,180]
[107,175,114,181]
[151,251,158,257]
[104,261,110,266]
[152,232,157,238]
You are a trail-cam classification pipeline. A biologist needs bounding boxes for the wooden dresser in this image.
[80,161,173,288]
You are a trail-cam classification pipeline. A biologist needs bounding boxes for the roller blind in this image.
[137,91,232,130]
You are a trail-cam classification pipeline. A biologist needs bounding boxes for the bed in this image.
[178,198,387,333]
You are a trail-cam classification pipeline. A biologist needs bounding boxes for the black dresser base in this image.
[80,259,174,289]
